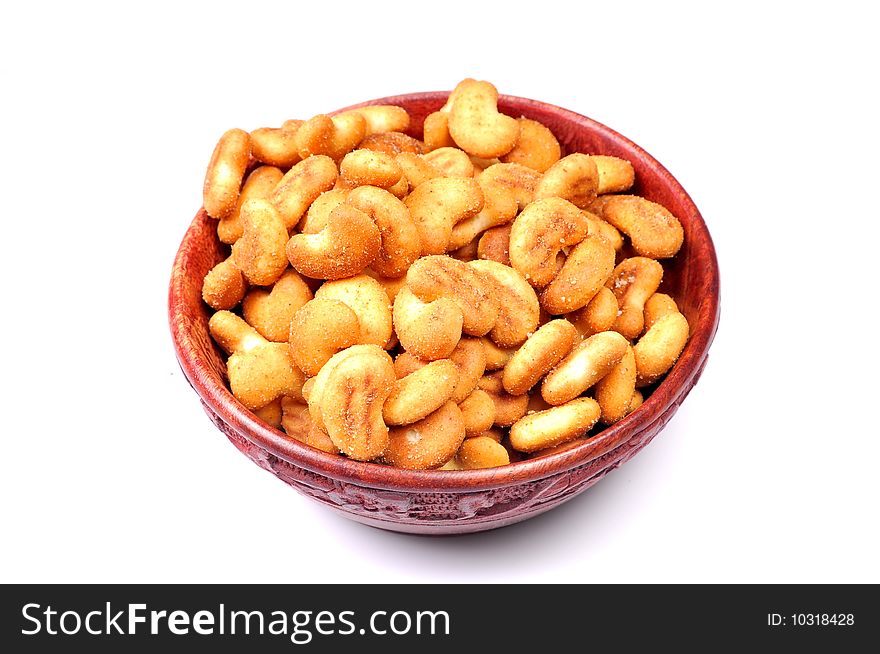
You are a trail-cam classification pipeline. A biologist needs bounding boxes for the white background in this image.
[1,1,877,584]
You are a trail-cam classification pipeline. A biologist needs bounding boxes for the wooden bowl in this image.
[169,92,720,535]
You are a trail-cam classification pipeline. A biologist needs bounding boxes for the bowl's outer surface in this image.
[169,92,720,534]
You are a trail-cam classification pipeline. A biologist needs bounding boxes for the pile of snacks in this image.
[199,78,689,470]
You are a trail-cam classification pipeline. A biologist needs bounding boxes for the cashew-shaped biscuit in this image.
[607,257,664,340]
[423,147,475,178]
[458,389,496,437]
[500,117,561,173]
[346,186,420,278]
[315,274,393,348]
[231,199,290,286]
[594,195,684,259]
[583,210,624,252]
[395,152,440,189]
[568,286,618,338]
[541,330,629,405]
[634,312,689,387]
[339,149,403,189]
[593,155,635,194]
[534,153,599,209]
[407,255,500,336]
[422,110,454,152]
[509,197,591,288]
[479,162,542,210]
[509,397,601,453]
[286,204,381,280]
[383,359,459,426]
[382,401,466,469]
[468,259,540,347]
[478,372,530,426]
[242,269,313,342]
[202,256,247,310]
[250,121,303,169]
[392,287,463,360]
[299,188,349,234]
[308,344,385,428]
[448,336,487,403]
[595,345,637,425]
[502,319,578,396]
[540,231,616,315]
[644,292,680,331]
[280,397,338,454]
[219,165,283,245]
[208,310,305,410]
[359,131,424,156]
[337,105,410,135]
[447,78,520,158]
[456,435,510,469]
[317,345,396,461]
[293,112,366,161]
[270,155,338,229]
[448,176,518,251]
[404,177,484,255]
[203,128,250,219]
[289,298,361,376]
[477,224,513,266]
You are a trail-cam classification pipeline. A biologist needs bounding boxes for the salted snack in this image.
[345,186,421,278]
[242,269,312,342]
[456,436,510,469]
[534,153,599,209]
[339,149,403,189]
[203,128,250,219]
[199,77,691,470]
[502,319,578,396]
[392,287,463,360]
[293,113,366,161]
[608,257,664,340]
[446,78,520,158]
[250,122,303,169]
[509,198,590,287]
[209,311,305,411]
[307,344,395,459]
[231,199,289,286]
[404,177,484,255]
[202,256,247,311]
[270,155,338,229]
[286,204,381,279]
[459,389,496,437]
[289,298,361,376]
[591,195,683,259]
[384,359,459,426]
[500,117,561,173]
[219,165,283,244]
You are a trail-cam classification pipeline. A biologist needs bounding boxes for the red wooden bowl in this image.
[169,92,720,535]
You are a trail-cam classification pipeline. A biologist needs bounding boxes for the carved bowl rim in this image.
[169,91,720,494]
